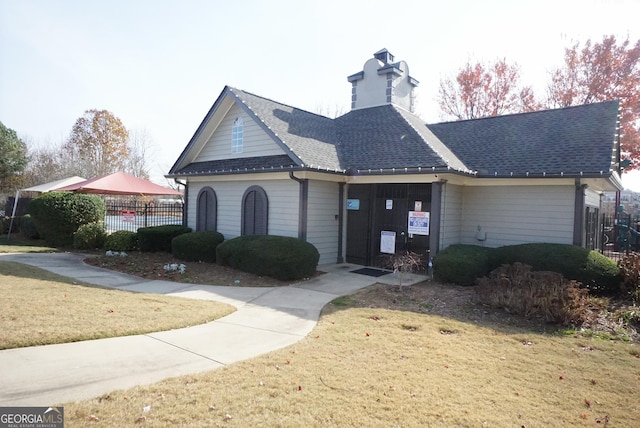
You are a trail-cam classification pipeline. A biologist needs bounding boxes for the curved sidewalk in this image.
[0,252,426,406]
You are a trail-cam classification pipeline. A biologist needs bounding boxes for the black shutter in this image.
[196,187,217,231]
[242,186,268,235]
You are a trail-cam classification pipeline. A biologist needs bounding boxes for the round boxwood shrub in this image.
[433,244,493,286]
[29,192,105,247]
[137,224,192,252]
[73,222,107,250]
[105,230,138,251]
[172,231,224,262]
[216,235,319,281]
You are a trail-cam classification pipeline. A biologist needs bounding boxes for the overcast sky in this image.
[2,0,640,188]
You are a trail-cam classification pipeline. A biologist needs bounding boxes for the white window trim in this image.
[232,117,243,153]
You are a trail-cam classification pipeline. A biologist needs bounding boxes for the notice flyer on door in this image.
[408,211,430,235]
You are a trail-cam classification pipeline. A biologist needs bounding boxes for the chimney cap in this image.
[373,48,394,64]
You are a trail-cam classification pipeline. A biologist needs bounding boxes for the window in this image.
[242,185,268,235]
[232,117,243,153]
[196,187,217,231]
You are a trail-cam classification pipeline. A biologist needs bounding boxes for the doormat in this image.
[351,267,390,277]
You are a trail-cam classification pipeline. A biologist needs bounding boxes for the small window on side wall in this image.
[232,117,243,153]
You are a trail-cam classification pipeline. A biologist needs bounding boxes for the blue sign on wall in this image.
[347,199,360,210]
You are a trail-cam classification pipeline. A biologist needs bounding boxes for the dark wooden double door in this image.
[346,183,431,268]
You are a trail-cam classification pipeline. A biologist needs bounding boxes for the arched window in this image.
[196,186,217,231]
[241,185,268,235]
[232,117,243,153]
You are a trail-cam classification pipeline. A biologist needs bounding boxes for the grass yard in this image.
[0,236,58,253]
[0,261,235,349]
[64,287,640,427]
[3,235,639,426]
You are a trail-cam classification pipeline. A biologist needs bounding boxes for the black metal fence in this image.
[600,212,640,263]
[104,198,184,233]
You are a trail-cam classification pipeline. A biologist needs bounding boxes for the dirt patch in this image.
[342,280,640,341]
[83,252,292,287]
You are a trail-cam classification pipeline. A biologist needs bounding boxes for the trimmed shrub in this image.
[216,235,319,281]
[73,222,107,250]
[29,192,105,247]
[172,231,224,262]
[433,244,492,286]
[491,243,620,295]
[20,214,39,239]
[433,243,620,294]
[105,230,138,252]
[476,263,598,325]
[137,224,192,252]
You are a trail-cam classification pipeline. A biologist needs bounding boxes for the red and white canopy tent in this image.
[55,172,181,196]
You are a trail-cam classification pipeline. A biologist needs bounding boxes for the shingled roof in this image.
[170,87,619,180]
[427,100,620,177]
[230,89,342,171]
[335,105,469,173]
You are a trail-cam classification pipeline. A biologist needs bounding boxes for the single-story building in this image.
[167,49,622,267]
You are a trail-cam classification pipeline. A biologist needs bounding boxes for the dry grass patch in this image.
[0,261,235,349]
[65,287,640,427]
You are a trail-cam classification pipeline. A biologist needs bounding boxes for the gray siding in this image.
[196,104,284,162]
[187,179,299,239]
[439,183,463,249]
[307,181,340,265]
[459,185,575,247]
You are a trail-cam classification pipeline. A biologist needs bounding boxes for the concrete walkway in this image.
[0,252,426,406]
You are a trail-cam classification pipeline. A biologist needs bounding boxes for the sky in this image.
[1,0,640,188]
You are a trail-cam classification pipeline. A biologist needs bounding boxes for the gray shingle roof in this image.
[335,105,467,172]
[175,155,296,175]
[171,87,619,179]
[427,100,620,176]
[230,89,342,171]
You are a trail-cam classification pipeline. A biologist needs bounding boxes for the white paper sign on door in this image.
[380,230,396,254]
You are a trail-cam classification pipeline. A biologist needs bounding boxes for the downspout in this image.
[289,172,308,240]
[337,182,345,263]
[429,181,443,256]
[174,178,188,227]
[573,180,587,246]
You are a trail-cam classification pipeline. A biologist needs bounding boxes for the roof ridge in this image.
[430,99,620,126]
[393,106,471,172]
[229,87,333,120]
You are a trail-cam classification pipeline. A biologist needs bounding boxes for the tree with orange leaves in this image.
[437,59,539,121]
[547,35,640,169]
[437,35,640,168]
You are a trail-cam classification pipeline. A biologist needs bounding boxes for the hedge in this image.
[216,235,319,281]
[433,243,621,295]
[172,231,224,262]
[137,224,192,252]
[29,192,105,247]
